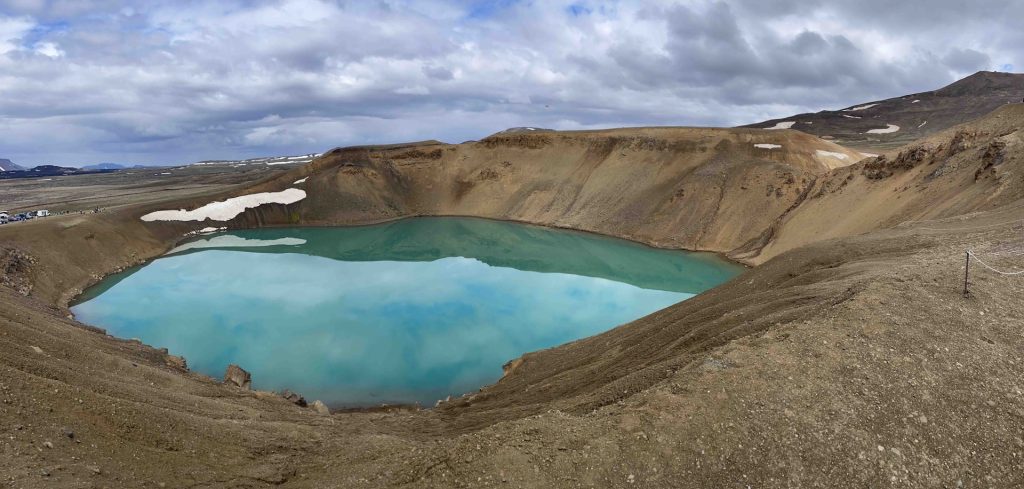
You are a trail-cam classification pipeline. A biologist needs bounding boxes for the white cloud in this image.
[0,0,1019,166]
[32,41,63,57]
[0,14,33,54]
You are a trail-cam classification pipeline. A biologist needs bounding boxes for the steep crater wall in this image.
[222,127,864,257]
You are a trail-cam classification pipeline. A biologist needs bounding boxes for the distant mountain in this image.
[0,159,26,172]
[192,153,322,167]
[29,165,81,174]
[0,164,120,180]
[80,163,128,171]
[744,71,1024,150]
[489,127,555,136]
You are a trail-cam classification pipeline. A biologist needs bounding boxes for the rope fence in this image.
[967,251,1024,276]
[894,204,1024,296]
[963,249,1024,296]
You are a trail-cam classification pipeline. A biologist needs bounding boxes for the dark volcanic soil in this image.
[745,71,1024,151]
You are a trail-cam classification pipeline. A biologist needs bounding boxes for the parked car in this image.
[33,209,50,217]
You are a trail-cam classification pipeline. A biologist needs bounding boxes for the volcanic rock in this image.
[281,390,307,407]
[223,364,251,390]
[311,400,330,415]
[165,354,187,371]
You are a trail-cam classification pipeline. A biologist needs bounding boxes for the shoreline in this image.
[69,215,744,413]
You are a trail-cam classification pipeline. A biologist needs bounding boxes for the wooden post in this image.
[963,251,970,297]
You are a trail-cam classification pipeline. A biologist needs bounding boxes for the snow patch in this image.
[911,100,920,103]
[293,177,308,184]
[182,227,226,238]
[844,103,878,112]
[168,235,307,254]
[865,124,900,134]
[764,121,796,130]
[861,153,880,158]
[841,114,861,119]
[815,150,849,160]
[141,188,307,222]
[918,121,927,128]
[754,143,782,149]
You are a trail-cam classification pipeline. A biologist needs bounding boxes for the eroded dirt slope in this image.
[746,104,1024,264]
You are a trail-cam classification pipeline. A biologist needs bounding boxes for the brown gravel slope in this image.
[745,104,1024,264]
[0,115,1023,487]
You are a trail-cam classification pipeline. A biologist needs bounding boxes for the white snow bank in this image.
[918,121,927,128]
[815,150,849,160]
[141,188,306,222]
[168,235,307,254]
[754,143,782,149]
[861,152,880,158]
[911,100,920,103]
[865,124,900,134]
[293,177,308,184]
[841,114,861,119]
[844,103,878,112]
[764,121,796,130]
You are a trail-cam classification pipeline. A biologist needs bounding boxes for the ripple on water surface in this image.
[72,217,743,407]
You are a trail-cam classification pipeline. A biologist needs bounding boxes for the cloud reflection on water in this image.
[72,219,739,407]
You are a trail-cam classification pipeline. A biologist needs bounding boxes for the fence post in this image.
[963,251,970,297]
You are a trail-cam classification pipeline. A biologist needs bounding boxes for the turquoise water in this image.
[71,218,742,407]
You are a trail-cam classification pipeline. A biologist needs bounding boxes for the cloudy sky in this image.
[0,0,1020,166]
